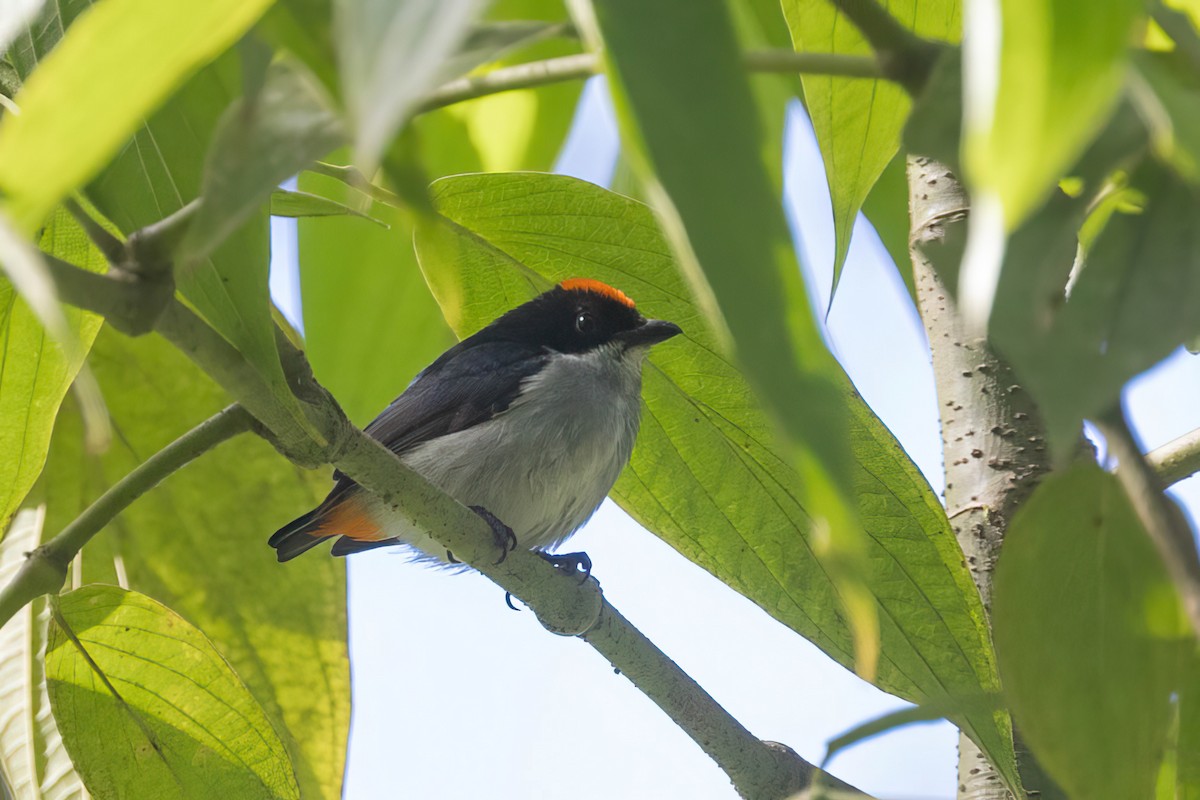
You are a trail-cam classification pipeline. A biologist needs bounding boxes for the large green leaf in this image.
[962,0,1139,230]
[782,0,959,300]
[412,171,1015,783]
[586,0,880,678]
[41,328,348,800]
[1179,657,1200,798]
[0,208,105,535]
[46,586,299,800]
[0,506,84,800]
[992,158,1200,458]
[0,0,274,232]
[993,465,1189,800]
[335,0,487,172]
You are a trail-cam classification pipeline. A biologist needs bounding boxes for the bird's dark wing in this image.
[285,340,549,558]
[364,339,550,455]
[322,340,550,495]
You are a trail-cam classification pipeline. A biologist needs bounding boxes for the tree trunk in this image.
[905,156,1056,800]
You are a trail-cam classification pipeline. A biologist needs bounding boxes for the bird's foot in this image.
[539,551,592,583]
[470,505,518,565]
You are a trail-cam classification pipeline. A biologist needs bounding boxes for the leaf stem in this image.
[1097,407,1200,641]
[414,50,883,114]
[827,0,943,95]
[0,405,253,628]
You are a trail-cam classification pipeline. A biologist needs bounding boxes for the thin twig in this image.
[827,0,943,95]
[0,405,254,627]
[305,161,406,207]
[1149,425,1200,487]
[743,49,882,78]
[414,50,883,115]
[1098,407,1200,642]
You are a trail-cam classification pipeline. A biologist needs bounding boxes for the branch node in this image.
[531,575,604,637]
[125,199,199,277]
[0,547,68,624]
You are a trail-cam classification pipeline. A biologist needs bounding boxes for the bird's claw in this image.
[539,551,592,583]
[470,505,518,565]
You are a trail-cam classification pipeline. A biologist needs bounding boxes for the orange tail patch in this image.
[314,497,383,541]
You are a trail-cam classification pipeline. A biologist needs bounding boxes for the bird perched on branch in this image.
[270,278,681,576]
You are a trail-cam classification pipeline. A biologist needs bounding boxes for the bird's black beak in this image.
[619,318,682,349]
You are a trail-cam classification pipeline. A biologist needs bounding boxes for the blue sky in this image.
[270,78,1200,799]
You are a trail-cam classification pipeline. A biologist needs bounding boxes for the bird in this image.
[269,278,682,574]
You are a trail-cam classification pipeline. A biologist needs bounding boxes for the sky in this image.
[269,78,1200,800]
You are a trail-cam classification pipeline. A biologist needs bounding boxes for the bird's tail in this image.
[269,508,334,562]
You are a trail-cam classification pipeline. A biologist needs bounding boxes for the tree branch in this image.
[26,217,871,800]
[414,50,883,114]
[0,405,253,627]
[827,0,943,94]
[1097,407,1200,642]
[1148,425,1200,486]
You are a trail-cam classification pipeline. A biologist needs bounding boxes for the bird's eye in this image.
[575,311,596,334]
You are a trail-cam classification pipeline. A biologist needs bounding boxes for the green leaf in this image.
[258,0,339,99]
[1179,657,1200,798]
[46,586,299,800]
[270,188,386,226]
[993,465,1189,800]
[783,0,959,301]
[992,158,1200,458]
[861,152,917,301]
[0,207,105,535]
[0,506,85,799]
[963,0,1139,229]
[182,57,345,264]
[10,18,311,444]
[297,170,455,425]
[0,0,274,232]
[822,692,1001,768]
[412,171,1016,784]
[1133,50,1200,183]
[587,0,883,677]
[41,328,349,800]
[335,0,488,172]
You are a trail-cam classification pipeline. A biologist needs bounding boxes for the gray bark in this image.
[906,156,1054,800]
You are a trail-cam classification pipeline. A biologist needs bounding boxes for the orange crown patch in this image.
[559,278,636,309]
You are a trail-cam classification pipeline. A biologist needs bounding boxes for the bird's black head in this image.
[484,278,682,355]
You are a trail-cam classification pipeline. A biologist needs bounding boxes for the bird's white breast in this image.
[365,345,646,562]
